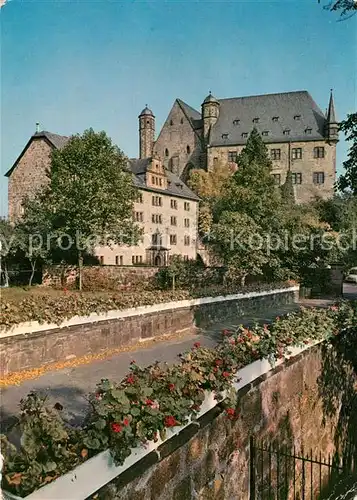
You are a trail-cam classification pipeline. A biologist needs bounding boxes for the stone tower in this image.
[201,92,220,142]
[325,90,339,144]
[139,106,155,159]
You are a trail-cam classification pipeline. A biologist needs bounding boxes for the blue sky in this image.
[1,0,356,216]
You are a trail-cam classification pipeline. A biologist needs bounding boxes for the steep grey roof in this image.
[209,91,327,146]
[128,158,199,201]
[326,91,337,123]
[176,99,202,130]
[34,131,69,149]
[203,92,219,104]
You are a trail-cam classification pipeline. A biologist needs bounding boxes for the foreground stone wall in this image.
[0,289,298,376]
[93,339,357,500]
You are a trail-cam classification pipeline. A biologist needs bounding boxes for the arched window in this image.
[165,148,169,157]
[170,119,173,126]
[180,118,184,124]
[186,145,191,154]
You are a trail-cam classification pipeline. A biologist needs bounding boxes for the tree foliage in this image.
[38,129,141,289]
[337,113,357,195]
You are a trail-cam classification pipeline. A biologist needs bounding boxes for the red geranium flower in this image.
[145,399,154,406]
[213,367,218,373]
[215,359,223,366]
[111,423,122,433]
[123,418,130,426]
[168,383,175,392]
[226,408,235,416]
[222,371,230,378]
[193,342,201,349]
[164,415,177,427]
[126,375,135,384]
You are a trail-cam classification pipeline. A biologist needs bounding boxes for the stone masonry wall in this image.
[8,138,52,222]
[0,289,298,376]
[154,100,203,177]
[93,339,356,500]
[207,139,336,203]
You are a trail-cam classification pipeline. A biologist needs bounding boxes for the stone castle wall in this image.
[8,138,52,222]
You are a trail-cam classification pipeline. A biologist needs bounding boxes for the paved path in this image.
[2,287,355,430]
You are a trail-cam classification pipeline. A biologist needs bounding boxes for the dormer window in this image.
[305,128,312,135]
[283,129,291,136]
[221,133,229,139]
[233,119,240,125]
[294,115,301,120]
[272,116,279,122]
[241,132,248,138]
[262,131,269,137]
[252,118,259,124]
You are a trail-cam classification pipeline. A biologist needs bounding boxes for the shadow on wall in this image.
[317,327,357,499]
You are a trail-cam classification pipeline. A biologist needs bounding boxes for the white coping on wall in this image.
[2,335,322,500]
[0,286,299,339]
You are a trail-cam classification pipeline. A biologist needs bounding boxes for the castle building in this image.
[5,116,199,266]
[146,90,339,203]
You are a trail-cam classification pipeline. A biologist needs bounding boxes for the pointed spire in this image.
[327,89,337,124]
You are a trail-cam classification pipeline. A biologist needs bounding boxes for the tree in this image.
[41,129,141,290]
[216,129,282,231]
[0,218,16,287]
[337,113,357,195]
[14,194,53,286]
[210,212,270,286]
[187,161,232,235]
[324,0,356,18]
[280,171,296,206]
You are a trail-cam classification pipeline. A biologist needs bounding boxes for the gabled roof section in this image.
[176,99,202,130]
[5,131,69,177]
[209,90,327,147]
[128,158,199,201]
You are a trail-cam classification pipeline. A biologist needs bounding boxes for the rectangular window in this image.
[134,212,143,222]
[132,256,135,264]
[228,151,237,162]
[291,173,302,185]
[183,255,189,261]
[184,202,190,211]
[170,234,177,245]
[152,214,162,224]
[184,235,190,246]
[271,149,281,160]
[152,233,162,246]
[314,147,325,159]
[137,193,143,203]
[171,216,177,226]
[99,256,104,265]
[291,148,302,160]
[115,256,119,265]
[133,255,143,264]
[313,172,325,184]
[170,199,177,209]
[273,174,281,185]
[152,196,162,206]
[184,218,190,228]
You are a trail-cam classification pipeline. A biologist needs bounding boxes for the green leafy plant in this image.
[1,301,356,497]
